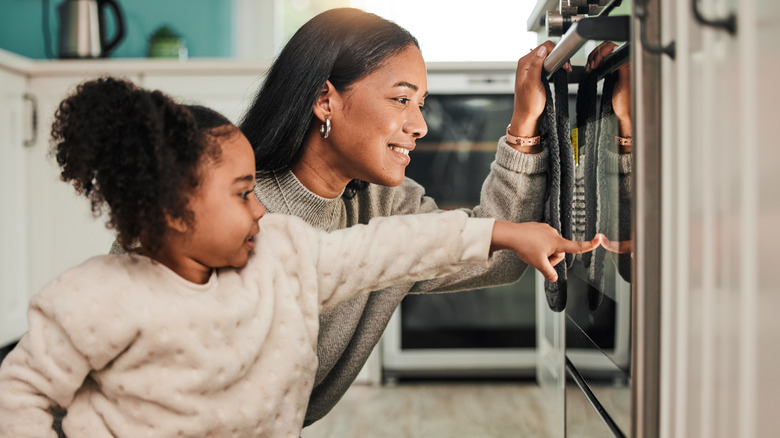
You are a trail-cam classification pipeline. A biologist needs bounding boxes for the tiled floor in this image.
[301,380,563,438]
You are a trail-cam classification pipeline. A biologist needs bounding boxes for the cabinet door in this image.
[25,74,141,297]
[0,68,29,347]
[142,73,264,124]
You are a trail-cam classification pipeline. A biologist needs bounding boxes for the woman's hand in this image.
[490,221,603,282]
[509,41,571,138]
[586,41,632,137]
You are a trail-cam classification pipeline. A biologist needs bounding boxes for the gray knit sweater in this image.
[255,138,550,426]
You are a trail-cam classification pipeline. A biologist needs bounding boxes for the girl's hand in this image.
[490,221,603,282]
[509,41,570,137]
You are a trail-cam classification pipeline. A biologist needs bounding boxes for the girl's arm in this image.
[0,299,92,438]
[0,258,136,438]
[310,211,600,310]
[489,221,603,282]
[313,210,493,310]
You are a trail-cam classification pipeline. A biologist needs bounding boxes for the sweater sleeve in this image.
[390,139,548,220]
[0,294,92,438]
[314,211,494,311]
[378,139,549,294]
[0,258,142,438]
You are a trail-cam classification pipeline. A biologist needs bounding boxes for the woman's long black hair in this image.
[52,76,233,254]
[239,7,419,197]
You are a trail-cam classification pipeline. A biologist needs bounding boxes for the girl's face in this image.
[326,44,429,187]
[170,129,265,282]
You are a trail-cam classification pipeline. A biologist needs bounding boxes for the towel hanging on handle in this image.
[540,69,574,312]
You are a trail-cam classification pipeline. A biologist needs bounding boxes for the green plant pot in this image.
[147,37,187,60]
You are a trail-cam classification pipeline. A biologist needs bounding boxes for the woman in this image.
[238,8,563,426]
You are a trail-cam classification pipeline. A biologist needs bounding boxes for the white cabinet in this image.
[0,67,29,347]
[25,74,142,297]
[141,73,263,124]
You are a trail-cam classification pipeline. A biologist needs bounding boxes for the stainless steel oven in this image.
[379,67,633,389]
[381,69,540,381]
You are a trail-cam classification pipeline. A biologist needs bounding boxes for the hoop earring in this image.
[320,116,331,139]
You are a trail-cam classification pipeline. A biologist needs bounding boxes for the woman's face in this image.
[328,44,428,187]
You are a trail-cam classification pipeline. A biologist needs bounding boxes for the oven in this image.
[381,69,540,381]
[379,66,633,391]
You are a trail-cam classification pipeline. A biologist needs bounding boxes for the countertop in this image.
[0,48,516,77]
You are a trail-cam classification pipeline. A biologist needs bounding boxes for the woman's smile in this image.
[388,144,414,164]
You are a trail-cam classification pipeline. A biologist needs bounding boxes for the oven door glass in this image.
[386,93,538,378]
[564,67,633,437]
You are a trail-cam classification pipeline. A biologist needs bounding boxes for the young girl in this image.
[0,77,599,438]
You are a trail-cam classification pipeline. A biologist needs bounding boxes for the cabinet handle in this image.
[22,93,38,148]
[635,0,676,59]
[692,0,736,35]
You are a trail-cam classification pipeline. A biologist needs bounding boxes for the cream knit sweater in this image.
[0,211,493,438]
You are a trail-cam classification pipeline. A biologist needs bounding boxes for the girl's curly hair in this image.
[51,77,233,254]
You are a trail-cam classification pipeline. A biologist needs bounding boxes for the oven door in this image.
[381,74,540,380]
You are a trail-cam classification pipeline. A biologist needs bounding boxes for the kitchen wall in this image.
[0,0,233,59]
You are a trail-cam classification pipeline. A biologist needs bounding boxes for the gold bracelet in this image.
[506,124,541,146]
[616,136,633,154]
[506,124,542,150]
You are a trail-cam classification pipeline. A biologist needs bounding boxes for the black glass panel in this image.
[399,93,536,351]
[401,273,536,350]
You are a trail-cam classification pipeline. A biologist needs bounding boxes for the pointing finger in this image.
[557,234,602,254]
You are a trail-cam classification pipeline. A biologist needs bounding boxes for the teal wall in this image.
[0,0,234,59]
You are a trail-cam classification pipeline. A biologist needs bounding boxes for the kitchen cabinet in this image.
[141,73,263,124]
[25,73,142,297]
[0,65,30,347]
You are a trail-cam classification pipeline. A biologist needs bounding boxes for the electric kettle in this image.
[57,0,126,59]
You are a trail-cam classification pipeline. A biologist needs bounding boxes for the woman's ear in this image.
[313,80,337,123]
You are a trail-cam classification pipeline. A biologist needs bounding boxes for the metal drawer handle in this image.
[635,0,676,59]
[22,93,37,148]
[692,0,737,35]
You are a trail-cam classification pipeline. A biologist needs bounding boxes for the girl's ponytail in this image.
[51,77,218,254]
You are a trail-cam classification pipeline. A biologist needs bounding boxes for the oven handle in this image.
[565,356,627,438]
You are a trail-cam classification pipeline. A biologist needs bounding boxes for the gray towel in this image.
[540,69,574,312]
[576,70,599,269]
